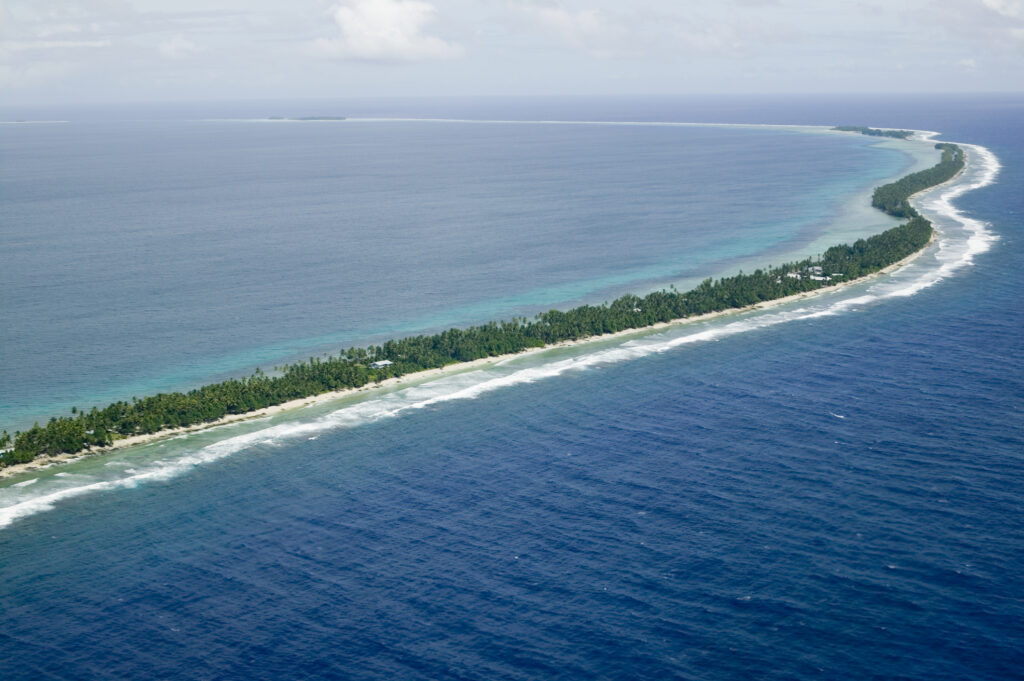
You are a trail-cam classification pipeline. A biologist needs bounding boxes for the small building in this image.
[786,272,802,279]
[369,360,394,369]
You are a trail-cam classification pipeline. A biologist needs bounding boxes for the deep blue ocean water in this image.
[1,95,1022,680]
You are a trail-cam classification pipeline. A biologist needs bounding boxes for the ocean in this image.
[0,95,1021,680]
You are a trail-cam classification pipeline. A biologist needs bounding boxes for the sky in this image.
[1,0,1022,105]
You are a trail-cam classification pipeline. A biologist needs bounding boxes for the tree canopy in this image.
[1,143,964,468]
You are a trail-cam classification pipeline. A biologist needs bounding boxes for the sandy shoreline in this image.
[0,233,936,481]
[0,135,963,482]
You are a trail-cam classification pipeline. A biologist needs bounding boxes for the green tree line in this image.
[0,143,963,468]
[832,126,914,139]
[871,143,964,218]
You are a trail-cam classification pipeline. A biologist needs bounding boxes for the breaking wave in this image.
[0,138,1000,530]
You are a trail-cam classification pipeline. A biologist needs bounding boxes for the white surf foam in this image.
[0,138,1000,531]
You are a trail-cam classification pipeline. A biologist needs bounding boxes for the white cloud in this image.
[982,0,1023,18]
[980,0,1024,46]
[159,34,202,59]
[509,2,785,59]
[0,0,1020,103]
[509,2,639,56]
[927,0,1024,51]
[34,23,85,39]
[0,60,80,89]
[1,40,112,52]
[311,0,462,62]
[521,5,615,49]
[672,23,748,55]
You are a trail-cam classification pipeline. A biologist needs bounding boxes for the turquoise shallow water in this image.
[0,95,1021,680]
[0,117,909,432]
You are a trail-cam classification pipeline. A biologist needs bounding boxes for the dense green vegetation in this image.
[0,142,964,468]
[871,143,964,218]
[833,125,914,139]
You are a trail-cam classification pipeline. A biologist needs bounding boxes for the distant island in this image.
[0,120,69,125]
[833,125,914,139]
[0,135,965,471]
[266,116,347,121]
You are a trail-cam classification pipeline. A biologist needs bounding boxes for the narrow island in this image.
[267,116,347,121]
[832,125,914,139]
[0,133,965,472]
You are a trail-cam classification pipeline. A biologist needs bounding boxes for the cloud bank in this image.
[312,0,462,62]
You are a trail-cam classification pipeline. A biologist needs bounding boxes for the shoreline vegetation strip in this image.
[0,133,965,470]
[831,125,914,139]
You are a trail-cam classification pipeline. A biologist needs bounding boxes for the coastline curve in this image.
[0,130,1001,530]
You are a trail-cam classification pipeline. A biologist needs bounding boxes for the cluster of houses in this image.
[779,265,844,283]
